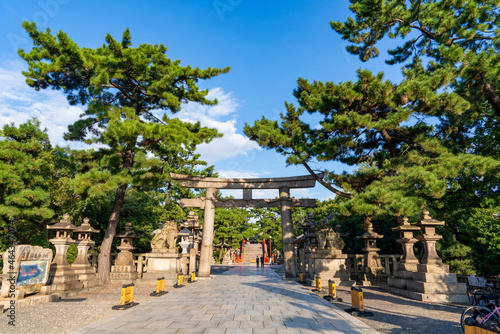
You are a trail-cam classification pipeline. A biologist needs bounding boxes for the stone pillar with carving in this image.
[403,211,467,303]
[311,218,353,287]
[72,218,99,288]
[110,222,139,284]
[47,214,84,292]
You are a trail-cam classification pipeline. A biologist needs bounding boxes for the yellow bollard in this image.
[328,279,335,298]
[150,277,167,296]
[345,286,373,317]
[298,272,304,283]
[112,283,138,309]
[312,275,322,292]
[350,286,364,312]
[323,279,342,302]
[189,271,196,283]
[177,273,184,287]
[156,277,165,293]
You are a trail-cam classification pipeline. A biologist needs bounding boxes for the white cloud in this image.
[0,61,83,148]
[175,87,260,164]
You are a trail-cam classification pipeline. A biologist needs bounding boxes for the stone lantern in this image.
[415,211,447,273]
[357,217,384,276]
[178,227,193,280]
[72,218,100,288]
[47,213,83,292]
[392,217,420,273]
[110,222,139,284]
[185,211,202,251]
[178,228,192,255]
[401,210,468,303]
[184,211,201,275]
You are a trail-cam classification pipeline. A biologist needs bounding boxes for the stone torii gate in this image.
[171,173,320,279]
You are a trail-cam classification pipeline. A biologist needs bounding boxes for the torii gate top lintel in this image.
[170,172,324,189]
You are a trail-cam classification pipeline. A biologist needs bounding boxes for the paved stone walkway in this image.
[70,266,379,334]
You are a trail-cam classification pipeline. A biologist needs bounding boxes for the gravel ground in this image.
[270,266,465,334]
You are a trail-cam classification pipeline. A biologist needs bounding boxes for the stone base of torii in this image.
[171,173,321,279]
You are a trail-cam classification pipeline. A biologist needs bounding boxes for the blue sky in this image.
[0,0,402,201]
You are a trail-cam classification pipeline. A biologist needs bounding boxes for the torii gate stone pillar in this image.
[171,173,321,279]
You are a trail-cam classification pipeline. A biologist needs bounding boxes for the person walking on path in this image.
[256,256,259,267]
[260,255,264,267]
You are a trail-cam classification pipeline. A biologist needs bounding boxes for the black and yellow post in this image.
[174,270,184,288]
[345,286,373,317]
[462,317,476,334]
[189,271,196,283]
[112,283,139,310]
[323,279,342,302]
[150,277,167,296]
[312,274,322,292]
[298,271,304,284]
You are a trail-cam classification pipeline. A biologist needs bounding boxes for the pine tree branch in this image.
[300,160,354,199]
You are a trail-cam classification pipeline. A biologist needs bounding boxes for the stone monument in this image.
[142,220,181,284]
[110,222,139,284]
[312,219,353,287]
[72,218,99,288]
[1,245,52,299]
[46,214,84,292]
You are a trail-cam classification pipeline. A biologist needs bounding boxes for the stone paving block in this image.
[224,329,252,334]
[217,320,241,328]
[276,329,301,334]
[144,320,176,329]
[252,329,278,334]
[244,310,264,316]
[234,314,251,321]
[168,321,199,329]
[250,315,272,321]
[202,329,227,334]
[175,328,206,334]
[150,328,180,334]
[190,314,214,322]
[239,320,264,329]
[263,321,286,329]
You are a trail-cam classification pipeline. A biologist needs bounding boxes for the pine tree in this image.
[19,22,230,284]
[0,118,53,248]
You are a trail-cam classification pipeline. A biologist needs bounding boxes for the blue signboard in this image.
[16,260,49,286]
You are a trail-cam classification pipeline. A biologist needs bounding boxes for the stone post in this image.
[47,214,83,292]
[189,248,197,274]
[72,218,99,288]
[280,186,297,278]
[199,187,216,278]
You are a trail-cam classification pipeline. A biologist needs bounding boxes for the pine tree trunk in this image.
[480,75,500,119]
[97,183,129,285]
